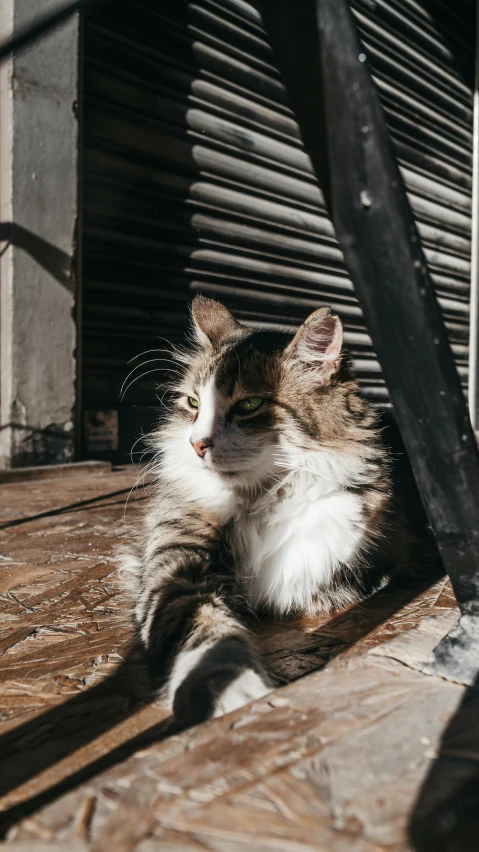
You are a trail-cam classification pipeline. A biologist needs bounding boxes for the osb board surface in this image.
[0,468,476,850]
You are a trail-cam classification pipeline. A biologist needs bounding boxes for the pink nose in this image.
[190,437,212,458]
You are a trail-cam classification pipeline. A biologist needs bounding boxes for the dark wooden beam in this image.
[260,0,479,683]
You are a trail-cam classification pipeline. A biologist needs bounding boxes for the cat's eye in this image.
[187,396,199,409]
[236,397,264,414]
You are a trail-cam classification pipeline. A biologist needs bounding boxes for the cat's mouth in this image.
[198,444,276,480]
[199,454,251,477]
[202,457,270,480]
[203,459,242,476]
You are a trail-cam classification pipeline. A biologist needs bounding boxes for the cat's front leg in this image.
[129,546,273,728]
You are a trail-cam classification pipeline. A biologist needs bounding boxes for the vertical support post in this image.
[0,0,79,468]
[74,9,84,460]
[261,0,479,683]
[0,0,15,469]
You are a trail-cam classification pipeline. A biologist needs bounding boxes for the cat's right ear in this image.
[191,296,243,346]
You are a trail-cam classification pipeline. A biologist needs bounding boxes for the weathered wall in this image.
[0,0,78,468]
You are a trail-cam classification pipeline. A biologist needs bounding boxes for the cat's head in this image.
[158,296,370,489]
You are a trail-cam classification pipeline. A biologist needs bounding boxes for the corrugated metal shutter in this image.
[81,0,474,458]
[351,0,474,394]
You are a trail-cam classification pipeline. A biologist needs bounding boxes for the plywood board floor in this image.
[1,465,477,851]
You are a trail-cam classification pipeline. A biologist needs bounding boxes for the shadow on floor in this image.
[0,639,171,838]
[409,672,479,852]
[0,486,135,531]
[0,573,440,838]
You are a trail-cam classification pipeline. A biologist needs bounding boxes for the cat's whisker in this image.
[120,358,182,398]
[154,335,192,364]
[155,388,171,414]
[128,348,179,365]
[122,451,162,523]
[129,432,147,466]
[121,367,182,402]
[123,473,148,524]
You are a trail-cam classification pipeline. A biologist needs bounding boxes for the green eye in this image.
[236,397,264,414]
[188,396,199,409]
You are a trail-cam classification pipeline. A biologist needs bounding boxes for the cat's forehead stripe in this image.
[189,328,289,398]
[214,335,283,397]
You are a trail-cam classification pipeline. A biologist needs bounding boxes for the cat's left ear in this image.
[286,306,343,382]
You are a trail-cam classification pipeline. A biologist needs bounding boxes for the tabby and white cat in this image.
[123,296,421,727]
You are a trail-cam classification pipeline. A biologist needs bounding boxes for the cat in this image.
[122,295,433,728]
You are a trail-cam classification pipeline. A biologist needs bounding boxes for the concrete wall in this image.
[0,0,79,468]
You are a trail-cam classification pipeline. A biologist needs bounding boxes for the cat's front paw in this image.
[213,667,273,718]
[172,636,273,728]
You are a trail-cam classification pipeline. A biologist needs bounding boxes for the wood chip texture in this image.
[0,466,476,851]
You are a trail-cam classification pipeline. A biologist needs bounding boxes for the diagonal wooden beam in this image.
[260,0,479,683]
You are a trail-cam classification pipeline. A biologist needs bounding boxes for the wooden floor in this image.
[1,464,478,851]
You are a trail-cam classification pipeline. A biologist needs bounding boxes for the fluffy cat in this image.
[122,296,430,728]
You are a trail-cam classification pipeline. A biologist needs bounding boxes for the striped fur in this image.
[122,297,433,727]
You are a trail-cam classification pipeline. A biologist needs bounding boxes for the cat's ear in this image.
[191,295,243,346]
[287,306,343,382]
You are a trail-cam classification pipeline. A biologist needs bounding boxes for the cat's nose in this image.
[190,437,213,458]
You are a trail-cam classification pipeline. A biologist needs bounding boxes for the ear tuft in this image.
[191,296,244,346]
[287,306,343,382]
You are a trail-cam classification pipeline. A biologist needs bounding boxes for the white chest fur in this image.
[233,467,366,614]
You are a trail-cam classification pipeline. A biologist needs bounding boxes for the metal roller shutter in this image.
[81,0,474,458]
[350,0,474,395]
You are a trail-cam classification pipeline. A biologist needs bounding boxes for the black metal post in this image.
[261,0,479,684]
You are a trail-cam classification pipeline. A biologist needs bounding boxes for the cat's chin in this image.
[203,461,270,489]
[201,457,254,479]
[203,461,242,478]
[203,453,278,487]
